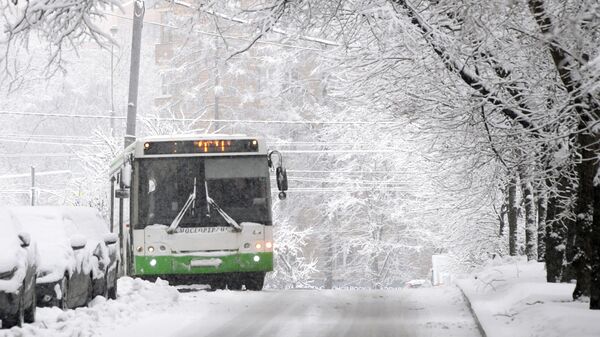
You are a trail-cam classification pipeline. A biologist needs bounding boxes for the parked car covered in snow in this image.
[0,208,37,329]
[60,207,119,300]
[10,206,119,310]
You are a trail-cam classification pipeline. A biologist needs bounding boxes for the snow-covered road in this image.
[111,284,481,337]
[1,278,481,337]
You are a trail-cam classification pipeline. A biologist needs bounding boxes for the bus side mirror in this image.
[276,167,288,200]
[269,150,288,200]
[276,167,288,191]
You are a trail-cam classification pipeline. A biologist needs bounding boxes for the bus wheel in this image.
[227,276,243,291]
[245,272,265,291]
[210,278,226,291]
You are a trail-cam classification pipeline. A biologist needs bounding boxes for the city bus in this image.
[109,135,287,290]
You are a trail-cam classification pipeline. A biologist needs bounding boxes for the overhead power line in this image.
[0,138,100,147]
[4,134,94,141]
[0,170,72,180]
[0,190,30,194]
[0,110,401,125]
[273,188,412,193]
[0,153,76,158]
[287,169,411,174]
[172,1,339,46]
[106,12,325,52]
[281,177,410,185]
[280,149,395,154]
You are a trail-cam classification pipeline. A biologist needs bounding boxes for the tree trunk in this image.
[563,202,578,283]
[499,203,507,237]
[519,167,537,261]
[323,232,334,289]
[498,186,508,237]
[508,176,519,256]
[544,170,570,283]
[537,192,547,261]
[572,133,596,300]
[591,168,600,309]
[545,194,565,282]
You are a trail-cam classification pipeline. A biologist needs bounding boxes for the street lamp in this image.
[110,25,118,135]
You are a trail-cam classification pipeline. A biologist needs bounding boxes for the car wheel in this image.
[245,272,265,291]
[3,291,24,328]
[107,273,118,300]
[86,276,94,305]
[100,276,109,299]
[58,276,69,310]
[24,278,36,323]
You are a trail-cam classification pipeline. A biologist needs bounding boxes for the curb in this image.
[456,283,487,337]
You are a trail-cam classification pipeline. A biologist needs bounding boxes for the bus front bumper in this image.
[134,252,273,276]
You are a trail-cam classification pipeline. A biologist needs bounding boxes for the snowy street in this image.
[120,287,481,337]
[0,278,481,337]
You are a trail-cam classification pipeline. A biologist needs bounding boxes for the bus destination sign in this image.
[143,139,259,155]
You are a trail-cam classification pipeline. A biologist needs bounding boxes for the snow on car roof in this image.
[0,208,21,272]
[60,206,110,241]
[10,206,76,274]
[10,206,109,241]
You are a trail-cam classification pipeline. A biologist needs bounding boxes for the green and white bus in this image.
[109,135,287,290]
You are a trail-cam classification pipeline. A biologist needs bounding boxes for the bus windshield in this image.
[134,156,271,229]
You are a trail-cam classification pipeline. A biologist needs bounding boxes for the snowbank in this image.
[0,277,179,337]
[456,256,600,337]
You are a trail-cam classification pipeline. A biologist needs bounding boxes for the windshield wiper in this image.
[167,178,197,234]
[205,180,242,231]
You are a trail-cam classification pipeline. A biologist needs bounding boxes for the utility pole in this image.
[213,37,220,132]
[124,0,145,148]
[30,166,35,206]
[110,25,118,136]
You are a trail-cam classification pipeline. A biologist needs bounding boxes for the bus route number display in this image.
[143,139,259,155]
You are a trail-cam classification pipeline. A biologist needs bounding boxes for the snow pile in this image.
[0,277,179,337]
[457,256,600,337]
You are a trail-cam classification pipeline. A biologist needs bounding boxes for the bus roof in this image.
[141,134,251,142]
[110,134,267,175]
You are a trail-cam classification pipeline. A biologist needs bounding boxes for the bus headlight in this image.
[147,246,155,253]
[253,255,260,262]
[149,259,157,267]
[136,246,143,253]
[265,241,272,249]
[255,243,262,250]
